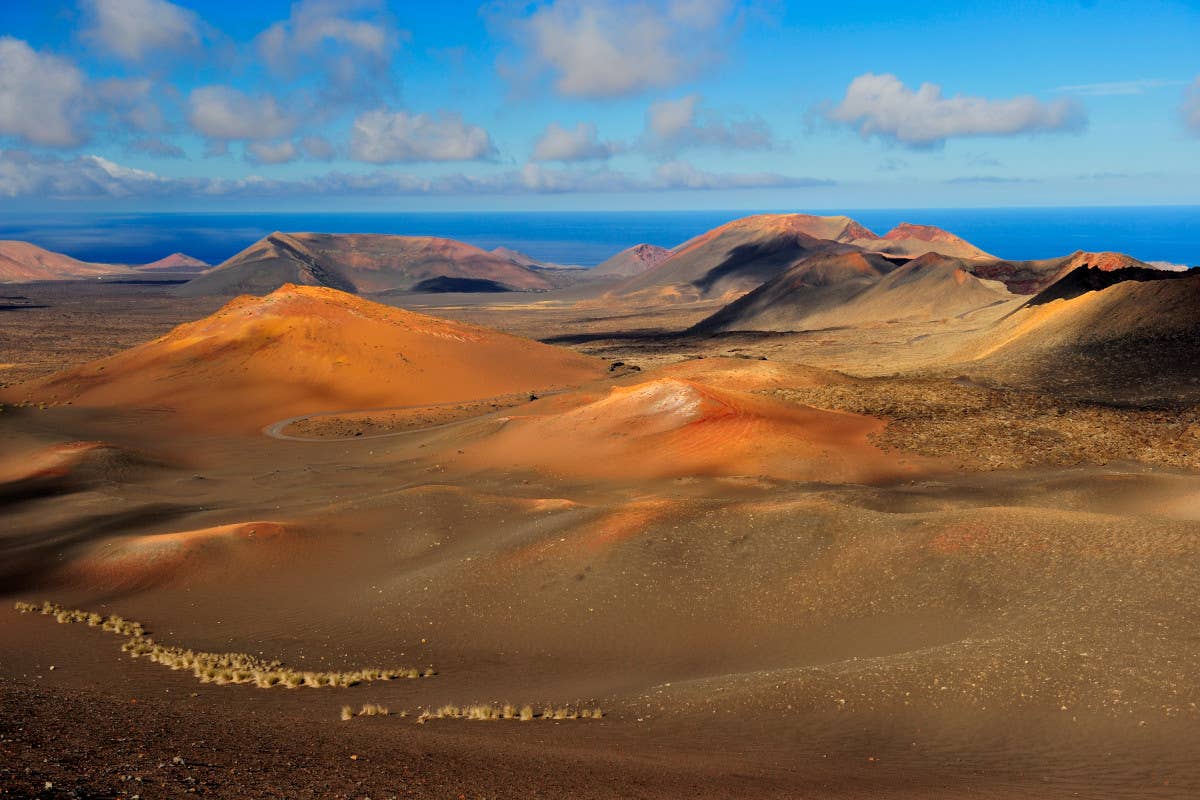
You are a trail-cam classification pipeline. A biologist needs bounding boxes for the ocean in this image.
[0,207,1196,268]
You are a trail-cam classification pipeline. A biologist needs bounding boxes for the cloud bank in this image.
[0,150,828,199]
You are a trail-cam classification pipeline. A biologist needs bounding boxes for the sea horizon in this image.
[2,205,1196,269]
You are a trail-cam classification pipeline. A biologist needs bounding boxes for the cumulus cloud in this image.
[829,73,1085,147]
[531,122,618,162]
[128,137,185,158]
[643,94,772,153]
[81,0,204,63]
[1183,78,1200,135]
[245,140,299,165]
[349,109,496,163]
[187,85,296,141]
[0,150,831,199]
[257,0,401,103]
[0,38,88,147]
[511,0,736,98]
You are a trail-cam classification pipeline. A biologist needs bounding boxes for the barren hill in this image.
[9,284,605,431]
[590,244,672,278]
[693,251,902,332]
[0,241,124,282]
[609,215,857,302]
[854,223,996,260]
[966,250,1152,295]
[460,377,920,482]
[176,233,556,297]
[696,252,1015,332]
[605,214,997,304]
[967,270,1200,405]
[137,252,209,272]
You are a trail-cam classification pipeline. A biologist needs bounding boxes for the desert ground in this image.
[2,218,1199,799]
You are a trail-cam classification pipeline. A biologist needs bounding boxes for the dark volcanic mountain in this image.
[695,252,1015,332]
[966,250,1153,295]
[692,251,902,332]
[176,233,557,297]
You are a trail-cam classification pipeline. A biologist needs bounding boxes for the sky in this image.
[0,0,1197,211]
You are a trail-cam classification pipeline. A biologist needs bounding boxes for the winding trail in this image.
[261,391,565,443]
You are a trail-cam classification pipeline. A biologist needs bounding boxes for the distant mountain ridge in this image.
[176,232,559,296]
[604,213,997,303]
[0,241,124,282]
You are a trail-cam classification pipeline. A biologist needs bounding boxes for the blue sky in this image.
[0,0,1197,210]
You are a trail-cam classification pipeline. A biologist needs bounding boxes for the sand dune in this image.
[8,284,605,431]
[459,376,922,482]
[0,241,125,283]
[177,232,556,296]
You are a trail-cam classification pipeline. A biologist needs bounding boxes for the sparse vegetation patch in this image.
[14,601,436,689]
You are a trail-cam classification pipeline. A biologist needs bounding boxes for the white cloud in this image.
[187,85,296,141]
[0,38,87,147]
[830,73,1085,147]
[81,0,203,63]
[1183,78,1200,136]
[349,109,496,163]
[1054,78,1185,96]
[0,150,832,199]
[643,94,772,153]
[515,0,735,98]
[257,0,400,102]
[245,140,299,165]
[531,122,617,162]
[299,134,336,160]
[0,150,170,198]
